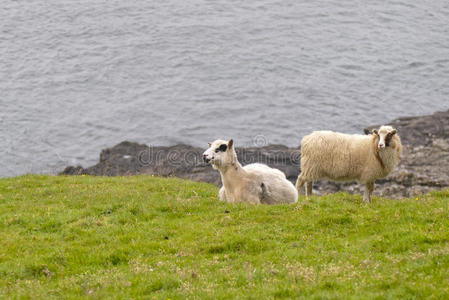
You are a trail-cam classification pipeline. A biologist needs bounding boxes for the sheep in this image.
[203,139,298,204]
[296,125,402,202]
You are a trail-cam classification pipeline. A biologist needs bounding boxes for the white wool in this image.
[296,126,402,202]
[203,140,298,204]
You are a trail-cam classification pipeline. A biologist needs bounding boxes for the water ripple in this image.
[1,0,448,176]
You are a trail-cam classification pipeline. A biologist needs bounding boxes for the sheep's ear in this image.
[227,139,234,150]
[390,129,397,136]
[372,129,378,135]
[208,143,211,147]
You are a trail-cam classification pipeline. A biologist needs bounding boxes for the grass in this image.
[0,175,448,299]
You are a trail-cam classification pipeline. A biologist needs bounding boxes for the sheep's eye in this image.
[216,144,227,152]
[385,133,393,146]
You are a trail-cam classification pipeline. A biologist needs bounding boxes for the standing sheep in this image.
[203,139,298,204]
[296,126,402,202]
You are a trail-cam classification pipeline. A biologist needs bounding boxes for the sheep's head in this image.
[203,139,236,169]
[372,126,397,150]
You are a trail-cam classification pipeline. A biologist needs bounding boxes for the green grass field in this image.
[1,175,448,299]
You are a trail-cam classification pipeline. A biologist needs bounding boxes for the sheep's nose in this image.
[203,154,210,163]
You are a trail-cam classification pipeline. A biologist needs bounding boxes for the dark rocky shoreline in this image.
[62,109,449,198]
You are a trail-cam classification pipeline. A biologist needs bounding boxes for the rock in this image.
[60,141,301,186]
[61,109,449,199]
[364,109,449,147]
[61,165,86,175]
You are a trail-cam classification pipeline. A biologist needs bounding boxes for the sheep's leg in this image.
[363,182,374,203]
[305,181,313,197]
[218,186,227,202]
[296,174,305,195]
[246,194,261,205]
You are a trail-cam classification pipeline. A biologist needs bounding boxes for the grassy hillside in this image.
[1,175,448,299]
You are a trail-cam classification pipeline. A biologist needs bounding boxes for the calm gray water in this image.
[1,0,449,177]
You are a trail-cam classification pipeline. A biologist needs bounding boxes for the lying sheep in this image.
[296,126,402,202]
[203,139,298,204]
